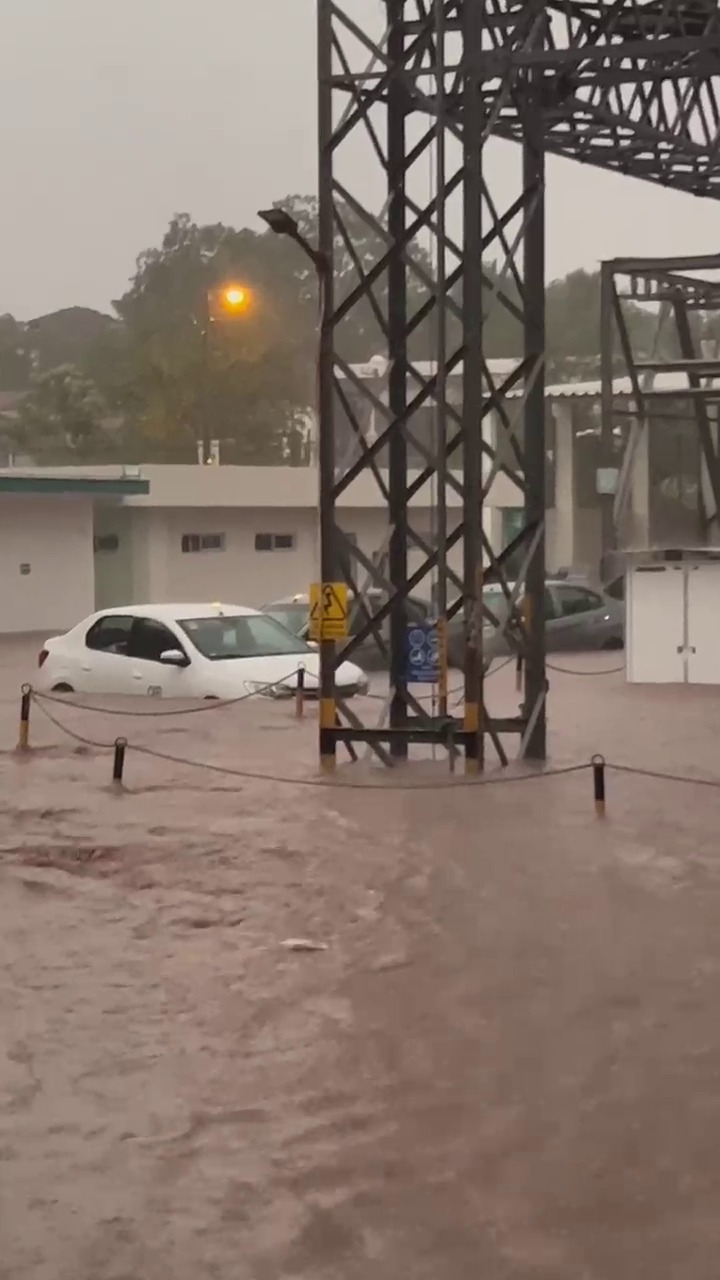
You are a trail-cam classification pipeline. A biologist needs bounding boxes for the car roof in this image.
[265,589,430,607]
[90,603,259,622]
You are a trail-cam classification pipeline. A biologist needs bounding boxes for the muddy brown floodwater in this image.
[3,638,720,1277]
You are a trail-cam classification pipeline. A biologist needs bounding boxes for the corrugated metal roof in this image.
[345,361,720,400]
[543,370,720,399]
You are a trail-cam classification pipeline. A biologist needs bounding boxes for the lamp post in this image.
[198,283,254,464]
[258,206,336,769]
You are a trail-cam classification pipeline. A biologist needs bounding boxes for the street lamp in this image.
[258,208,328,276]
[198,282,254,464]
[259,206,337,771]
[208,282,253,319]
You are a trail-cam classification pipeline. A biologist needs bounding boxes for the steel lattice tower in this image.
[316,0,720,771]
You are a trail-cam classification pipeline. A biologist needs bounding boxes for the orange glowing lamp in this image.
[208,283,253,320]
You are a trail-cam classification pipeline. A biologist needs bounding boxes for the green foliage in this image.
[1,199,707,465]
[12,365,113,464]
[109,212,315,463]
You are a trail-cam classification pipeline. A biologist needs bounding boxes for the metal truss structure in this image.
[317,0,720,772]
[600,253,720,556]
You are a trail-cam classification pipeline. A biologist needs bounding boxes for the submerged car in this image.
[482,578,624,658]
[36,603,369,699]
[262,590,466,669]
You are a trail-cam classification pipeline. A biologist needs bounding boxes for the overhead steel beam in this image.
[318,1,720,770]
[600,251,720,556]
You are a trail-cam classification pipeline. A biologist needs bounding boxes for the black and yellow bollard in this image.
[592,754,606,817]
[112,737,127,787]
[295,665,305,719]
[17,684,31,751]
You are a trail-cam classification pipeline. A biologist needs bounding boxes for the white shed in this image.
[626,548,720,684]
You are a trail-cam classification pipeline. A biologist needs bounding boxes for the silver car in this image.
[483,578,624,659]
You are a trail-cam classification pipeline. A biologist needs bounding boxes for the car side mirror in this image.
[159,648,188,667]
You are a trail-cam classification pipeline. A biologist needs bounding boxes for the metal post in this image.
[592,753,606,817]
[521,85,547,762]
[599,263,615,566]
[295,664,306,719]
[434,0,448,721]
[461,0,484,775]
[18,684,31,751]
[200,296,211,465]
[387,0,409,761]
[317,0,337,773]
[112,737,127,786]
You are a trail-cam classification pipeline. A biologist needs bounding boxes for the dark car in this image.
[262,590,466,671]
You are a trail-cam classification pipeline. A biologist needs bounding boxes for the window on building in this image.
[254,532,296,552]
[93,533,119,553]
[181,533,226,553]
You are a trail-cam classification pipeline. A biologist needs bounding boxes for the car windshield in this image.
[263,603,309,635]
[483,589,509,619]
[179,614,311,660]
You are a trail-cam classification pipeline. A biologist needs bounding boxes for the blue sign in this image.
[405,621,440,684]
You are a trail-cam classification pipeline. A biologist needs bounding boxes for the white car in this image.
[35,603,369,700]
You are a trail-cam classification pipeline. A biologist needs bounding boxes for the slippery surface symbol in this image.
[2,641,720,1277]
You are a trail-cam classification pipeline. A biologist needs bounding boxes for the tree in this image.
[111,213,316,463]
[265,193,436,363]
[0,314,32,391]
[12,365,112,464]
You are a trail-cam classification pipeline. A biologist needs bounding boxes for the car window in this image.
[556,586,603,618]
[346,593,428,635]
[264,604,308,635]
[85,614,134,654]
[128,617,184,663]
[407,597,430,622]
[348,593,381,637]
[483,590,507,621]
[179,613,311,660]
[483,589,556,623]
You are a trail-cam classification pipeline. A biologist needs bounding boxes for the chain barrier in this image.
[546,659,625,676]
[23,692,720,796]
[28,648,619,724]
[364,654,516,704]
[30,670,305,717]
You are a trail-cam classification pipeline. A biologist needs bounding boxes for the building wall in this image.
[0,495,94,633]
[127,504,476,608]
[93,505,134,609]
[132,507,317,608]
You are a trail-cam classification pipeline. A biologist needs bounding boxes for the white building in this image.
[2,365,708,634]
[0,462,513,634]
[0,470,149,635]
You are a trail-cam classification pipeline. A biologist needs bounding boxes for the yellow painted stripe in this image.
[319,698,336,729]
[463,703,479,734]
[320,753,336,774]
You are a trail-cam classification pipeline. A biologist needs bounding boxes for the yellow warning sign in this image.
[309,582,348,641]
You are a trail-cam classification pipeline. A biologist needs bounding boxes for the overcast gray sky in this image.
[3,0,720,320]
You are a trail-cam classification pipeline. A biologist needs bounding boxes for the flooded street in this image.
[3,640,720,1277]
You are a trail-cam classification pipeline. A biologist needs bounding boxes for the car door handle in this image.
[132,671,144,680]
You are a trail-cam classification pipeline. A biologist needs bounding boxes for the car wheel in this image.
[52,682,75,693]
